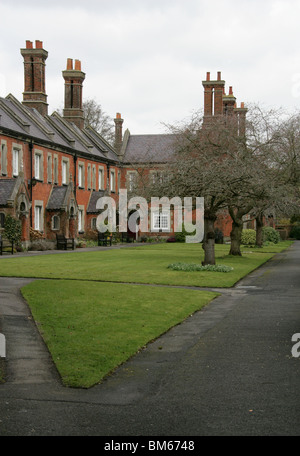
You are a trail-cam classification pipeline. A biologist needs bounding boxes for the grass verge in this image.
[0,241,293,288]
[21,280,218,388]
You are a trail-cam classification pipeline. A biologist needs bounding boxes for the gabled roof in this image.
[87,190,106,213]
[0,94,118,163]
[0,179,17,206]
[46,186,69,210]
[122,132,178,164]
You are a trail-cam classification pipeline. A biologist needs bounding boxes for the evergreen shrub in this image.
[241,229,256,245]
[263,226,280,244]
[289,225,300,240]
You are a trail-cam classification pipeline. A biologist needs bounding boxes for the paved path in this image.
[0,243,299,436]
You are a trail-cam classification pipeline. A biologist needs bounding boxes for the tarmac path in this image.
[0,242,299,436]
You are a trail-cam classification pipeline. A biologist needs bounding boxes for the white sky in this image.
[1,0,300,134]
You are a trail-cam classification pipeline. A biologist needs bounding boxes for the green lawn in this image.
[21,280,218,388]
[0,241,292,288]
[1,241,293,388]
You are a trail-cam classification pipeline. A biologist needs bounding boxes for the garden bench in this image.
[0,236,14,255]
[97,232,112,247]
[56,234,75,250]
[121,232,134,243]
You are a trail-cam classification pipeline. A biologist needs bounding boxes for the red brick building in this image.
[0,41,121,248]
[0,40,250,248]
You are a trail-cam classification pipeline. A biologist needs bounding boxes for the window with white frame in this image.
[110,170,116,192]
[34,204,43,231]
[152,211,170,232]
[92,165,96,190]
[62,160,68,185]
[98,167,104,190]
[127,171,137,192]
[34,152,43,181]
[78,164,84,188]
[151,170,165,184]
[1,142,7,175]
[78,208,84,232]
[47,154,52,183]
[12,148,20,176]
[54,156,58,184]
[87,164,91,189]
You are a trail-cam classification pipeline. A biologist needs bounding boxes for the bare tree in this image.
[159,112,248,264]
[83,99,115,144]
[56,99,115,144]
[130,105,300,263]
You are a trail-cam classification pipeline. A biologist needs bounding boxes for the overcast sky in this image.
[1,0,300,134]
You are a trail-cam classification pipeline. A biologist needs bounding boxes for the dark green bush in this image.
[263,226,281,244]
[175,226,196,243]
[175,231,186,242]
[289,225,300,240]
[4,215,21,244]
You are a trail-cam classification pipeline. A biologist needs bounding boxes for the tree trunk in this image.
[229,220,243,255]
[255,212,264,247]
[228,205,253,256]
[202,212,216,265]
[228,207,244,256]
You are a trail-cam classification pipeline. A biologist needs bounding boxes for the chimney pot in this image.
[116,113,122,119]
[26,40,33,49]
[206,72,210,81]
[229,86,233,95]
[217,71,221,81]
[67,58,73,70]
[241,102,244,108]
[75,59,81,71]
[35,40,43,49]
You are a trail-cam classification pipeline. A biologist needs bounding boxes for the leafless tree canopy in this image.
[131,105,300,263]
[83,99,115,145]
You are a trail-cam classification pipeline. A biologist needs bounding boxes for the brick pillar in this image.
[20,40,48,116]
[114,113,124,154]
[62,58,86,129]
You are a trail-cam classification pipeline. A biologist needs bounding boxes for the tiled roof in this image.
[0,94,118,163]
[46,186,68,210]
[87,190,106,213]
[0,179,17,206]
[123,134,177,164]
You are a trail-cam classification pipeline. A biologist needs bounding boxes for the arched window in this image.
[52,215,60,231]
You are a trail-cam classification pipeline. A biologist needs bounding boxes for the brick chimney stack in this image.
[62,58,86,129]
[202,71,225,122]
[234,102,248,137]
[20,40,48,116]
[114,112,124,154]
[223,85,236,116]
